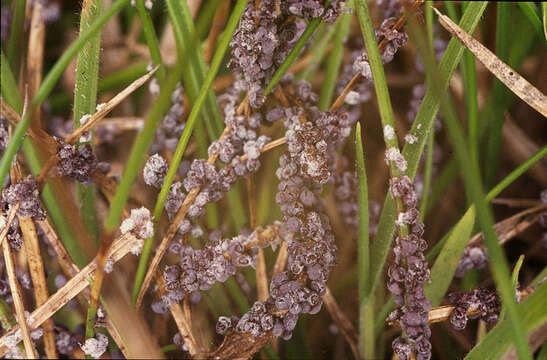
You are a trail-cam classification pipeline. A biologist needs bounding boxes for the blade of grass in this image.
[2,239,37,358]
[435,7,547,118]
[165,0,223,138]
[318,3,352,110]
[356,122,374,359]
[542,2,547,42]
[298,22,333,81]
[73,0,104,245]
[131,0,249,304]
[368,2,488,298]
[134,0,165,81]
[427,144,547,261]
[517,2,546,45]
[7,0,26,75]
[418,1,435,219]
[165,0,244,230]
[0,0,131,186]
[424,207,475,306]
[465,281,546,360]
[195,0,223,40]
[499,254,525,321]
[411,12,532,358]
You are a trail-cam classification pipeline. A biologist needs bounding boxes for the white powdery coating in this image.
[104,257,114,274]
[4,329,22,348]
[80,333,108,359]
[5,346,24,359]
[130,238,144,255]
[404,134,418,144]
[120,207,154,239]
[79,114,92,142]
[383,125,395,140]
[96,103,106,112]
[344,91,361,105]
[149,78,160,96]
[385,147,408,172]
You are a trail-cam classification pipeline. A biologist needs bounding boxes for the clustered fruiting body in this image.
[0,115,8,156]
[455,245,488,278]
[159,229,273,307]
[229,1,343,108]
[387,175,432,360]
[447,288,501,330]
[56,141,98,184]
[211,81,353,341]
[80,333,108,359]
[1,175,46,221]
[151,82,186,153]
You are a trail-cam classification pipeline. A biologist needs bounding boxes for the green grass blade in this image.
[427,144,547,262]
[0,0,131,186]
[264,18,321,96]
[464,281,546,360]
[368,2,488,298]
[517,2,546,45]
[425,207,475,306]
[356,122,374,359]
[1,51,23,113]
[412,15,532,357]
[195,0,223,39]
[165,0,223,138]
[105,64,184,231]
[298,22,334,81]
[543,2,547,42]
[131,0,248,304]
[356,123,369,304]
[73,0,104,245]
[318,4,352,110]
[485,2,511,187]
[134,0,165,81]
[7,0,26,74]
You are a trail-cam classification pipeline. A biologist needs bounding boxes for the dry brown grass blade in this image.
[169,302,200,356]
[0,233,141,356]
[10,163,57,358]
[2,240,37,358]
[26,0,45,131]
[0,204,19,248]
[467,204,547,247]
[1,98,57,153]
[37,218,160,358]
[433,6,547,117]
[247,176,269,302]
[323,288,359,359]
[18,216,57,358]
[66,66,158,144]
